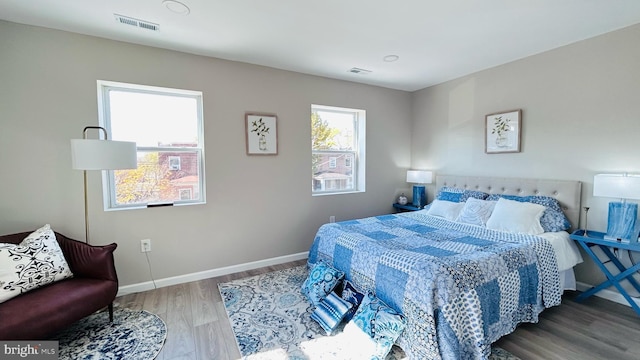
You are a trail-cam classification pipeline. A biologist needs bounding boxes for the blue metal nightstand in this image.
[570,229,640,316]
[393,203,423,212]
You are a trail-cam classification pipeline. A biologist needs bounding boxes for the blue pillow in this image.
[340,280,365,321]
[348,293,406,359]
[310,291,353,335]
[461,190,490,202]
[437,187,464,202]
[486,194,571,232]
[301,262,345,305]
[437,186,489,203]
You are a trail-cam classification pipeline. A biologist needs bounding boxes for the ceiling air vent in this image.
[114,14,159,31]
[348,67,372,75]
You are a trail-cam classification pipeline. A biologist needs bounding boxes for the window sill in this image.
[104,201,206,211]
[312,190,364,197]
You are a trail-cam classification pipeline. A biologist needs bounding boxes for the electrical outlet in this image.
[329,216,335,223]
[140,239,151,253]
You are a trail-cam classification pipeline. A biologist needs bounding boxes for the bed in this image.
[307,175,584,360]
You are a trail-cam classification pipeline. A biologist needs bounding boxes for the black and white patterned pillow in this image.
[0,224,74,303]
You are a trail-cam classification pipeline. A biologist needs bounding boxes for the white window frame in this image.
[168,156,181,171]
[311,104,365,196]
[329,157,337,169]
[178,188,192,200]
[97,80,206,210]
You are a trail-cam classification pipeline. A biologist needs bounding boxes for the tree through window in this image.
[311,104,365,194]
[97,80,205,209]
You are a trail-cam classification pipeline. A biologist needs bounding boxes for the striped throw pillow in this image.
[310,291,353,335]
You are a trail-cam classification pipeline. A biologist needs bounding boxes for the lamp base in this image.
[412,185,426,208]
[605,202,639,243]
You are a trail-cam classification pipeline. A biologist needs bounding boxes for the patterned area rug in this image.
[52,307,167,360]
[219,265,520,360]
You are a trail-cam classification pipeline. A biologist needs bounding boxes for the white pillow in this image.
[455,198,497,226]
[426,199,465,221]
[486,198,546,235]
[0,224,74,303]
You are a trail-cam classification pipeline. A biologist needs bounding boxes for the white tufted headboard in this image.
[436,175,582,230]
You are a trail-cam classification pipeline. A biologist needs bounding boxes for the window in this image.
[178,188,192,200]
[168,156,181,171]
[97,80,205,209]
[311,104,365,195]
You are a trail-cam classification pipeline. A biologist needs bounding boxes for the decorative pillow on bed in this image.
[486,198,545,235]
[345,292,406,359]
[486,194,571,232]
[301,262,345,306]
[0,224,74,304]
[426,199,465,221]
[341,280,365,321]
[310,291,353,335]
[437,187,489,203]
[455,198,497,226]
[437,187,464,202]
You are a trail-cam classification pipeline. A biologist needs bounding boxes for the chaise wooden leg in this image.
[109,303,114,323]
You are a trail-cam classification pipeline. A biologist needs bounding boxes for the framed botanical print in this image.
[485,109,522,154]
[246,113,278,155]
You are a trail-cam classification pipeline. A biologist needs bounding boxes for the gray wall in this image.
[3,18,639,290]
[0,20,413,286]
[411,23,640,285]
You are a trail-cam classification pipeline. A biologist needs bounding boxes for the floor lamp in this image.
[71,126,137,244]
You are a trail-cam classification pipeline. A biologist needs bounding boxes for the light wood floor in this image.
[116,260,640,360]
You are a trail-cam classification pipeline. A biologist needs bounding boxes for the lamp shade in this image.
[71,139,137,170]
[406,170,433,184]
[593,174,640,200]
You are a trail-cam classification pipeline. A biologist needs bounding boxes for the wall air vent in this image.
[114,14,160,31]
[348,67,372,75]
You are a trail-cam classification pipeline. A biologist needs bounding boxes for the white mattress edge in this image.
[538,231,584,272]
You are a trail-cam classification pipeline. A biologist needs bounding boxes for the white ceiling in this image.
[2,0,640,91]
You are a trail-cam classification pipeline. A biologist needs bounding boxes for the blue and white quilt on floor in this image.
[308,211,561,360]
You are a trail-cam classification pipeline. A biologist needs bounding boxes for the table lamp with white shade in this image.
[71,126,137,244]
[593,173,640,243]
[406,170,433,208]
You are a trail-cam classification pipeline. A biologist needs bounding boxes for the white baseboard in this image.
[117,251,309,297]
[119,258,640,309]
[576,281,640,308]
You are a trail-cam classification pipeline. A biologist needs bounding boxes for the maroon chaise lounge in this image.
[0,231,118,340]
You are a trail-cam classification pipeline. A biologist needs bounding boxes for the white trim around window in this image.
[311,104,365,196]
[96,80,206,210]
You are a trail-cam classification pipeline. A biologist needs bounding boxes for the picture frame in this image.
[246,113,278,155]
[485,109,522,154]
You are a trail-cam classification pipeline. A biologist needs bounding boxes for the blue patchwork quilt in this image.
[308,211,561,360]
